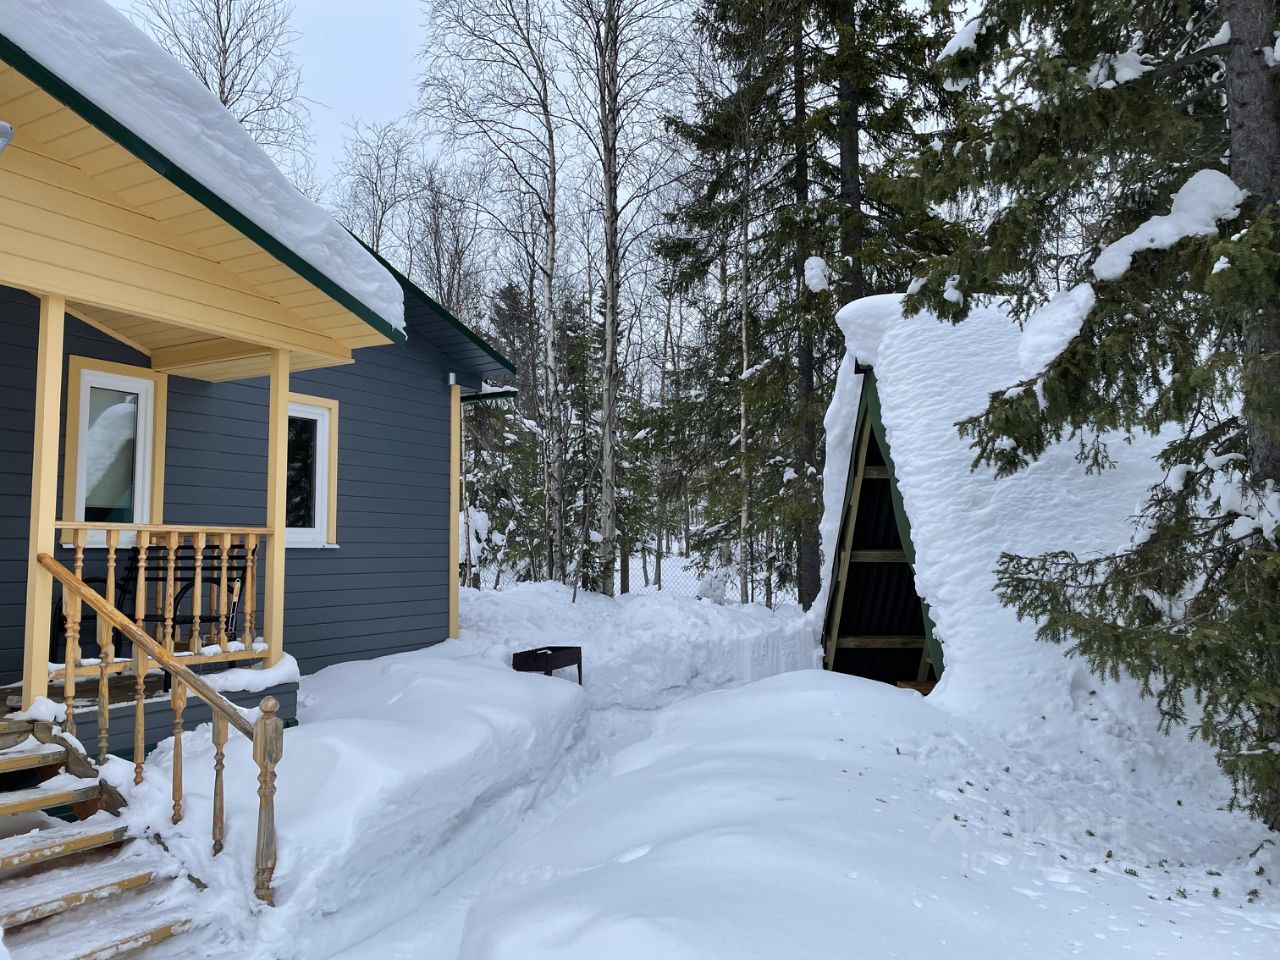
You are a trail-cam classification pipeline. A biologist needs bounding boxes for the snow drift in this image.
[458,671,1277,960]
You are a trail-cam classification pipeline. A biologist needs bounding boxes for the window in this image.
[286,396,338,547]
[66,360,164,542]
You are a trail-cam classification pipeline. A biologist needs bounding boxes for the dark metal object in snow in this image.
[512,645,583,685]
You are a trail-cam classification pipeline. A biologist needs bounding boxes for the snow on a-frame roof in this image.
[0,0,405,335]
[817,294,1171,723]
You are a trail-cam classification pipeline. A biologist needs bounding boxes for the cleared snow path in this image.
[324,583,815,959]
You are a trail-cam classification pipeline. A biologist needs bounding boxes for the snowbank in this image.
[120,646,587,959]
[455,582,817,711]
[0,0,404,333]
[458,671,1277,960]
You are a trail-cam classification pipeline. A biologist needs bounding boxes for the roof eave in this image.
[0,32,406,347]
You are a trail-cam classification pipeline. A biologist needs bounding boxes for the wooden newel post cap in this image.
[259,696,280,717]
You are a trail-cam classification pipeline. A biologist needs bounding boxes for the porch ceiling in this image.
[0,61,393,382]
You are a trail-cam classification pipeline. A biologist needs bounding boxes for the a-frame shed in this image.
[822,366,943,691]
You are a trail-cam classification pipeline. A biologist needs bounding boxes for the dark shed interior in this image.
[825,388,938,691]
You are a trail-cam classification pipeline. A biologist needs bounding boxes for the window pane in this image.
[287,416,318,529]
[84,387,138,523]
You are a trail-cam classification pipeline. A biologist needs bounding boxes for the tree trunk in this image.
[1224,0,1280,490]
[739,173,751,606]
[1224,0,1280,830]
[597,0,622,599]
[655,528,663,589]
[543,120,567,584]
[836,9,867,302]
[619,530,630,594]
[793,17,821,611]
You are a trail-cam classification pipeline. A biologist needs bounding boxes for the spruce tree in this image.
[916,0,1280,826]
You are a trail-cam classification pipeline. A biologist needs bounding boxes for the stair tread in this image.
[0,854,162,927]
[0,740,66,774]
[0,774,100,816]
[6,910,191,960]
[0,819,128,871]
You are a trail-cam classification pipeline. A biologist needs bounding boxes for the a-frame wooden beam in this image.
[821,369,944,679]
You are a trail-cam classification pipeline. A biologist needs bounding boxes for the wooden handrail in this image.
[37,551,281,903]
[54,521,273,536]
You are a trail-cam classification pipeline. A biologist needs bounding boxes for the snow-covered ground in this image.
[110,583,812,959]
[456,671,1278,959]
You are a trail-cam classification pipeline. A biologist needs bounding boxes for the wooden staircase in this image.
[0,720,192,959]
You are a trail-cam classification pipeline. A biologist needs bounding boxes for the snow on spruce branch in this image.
[936,17,985,63]
[803,255,830,293]
[1085,36,1155,88]
[1017,283,1096,378]
[1091,170,1245,281]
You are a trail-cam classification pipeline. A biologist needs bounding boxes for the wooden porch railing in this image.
[37,550,284,905]
[51,522,269,747]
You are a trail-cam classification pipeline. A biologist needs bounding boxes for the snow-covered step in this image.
[0,775,100,817]
[0,856,158,928]
[5,911,191,960]
[0,821,129,871]
[0,740,66,775]
[0,720,36,751]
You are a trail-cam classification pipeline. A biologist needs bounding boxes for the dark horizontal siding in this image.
[0,284,455,693]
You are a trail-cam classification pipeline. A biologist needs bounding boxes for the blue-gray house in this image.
[0,3,513,731]
[0,2,518,949]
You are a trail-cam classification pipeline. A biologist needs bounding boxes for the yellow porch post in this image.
[448,383,461,638]
[22,295,66,708]
[263,349,289,666]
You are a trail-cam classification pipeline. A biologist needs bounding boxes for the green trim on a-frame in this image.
[823,368,942,681]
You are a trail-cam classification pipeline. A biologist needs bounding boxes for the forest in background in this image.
[133,0,955,609]
[128,0,1280,829]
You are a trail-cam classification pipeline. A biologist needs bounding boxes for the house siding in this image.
[0,284,454,690]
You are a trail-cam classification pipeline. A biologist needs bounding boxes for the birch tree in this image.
[421,0,570,582]
[559,0,680,596]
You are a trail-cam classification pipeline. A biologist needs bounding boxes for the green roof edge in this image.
[461,389,519,404]
[357,241,516,376]
[0,32,407,346]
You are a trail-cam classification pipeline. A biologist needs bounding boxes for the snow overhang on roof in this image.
[360,243,517,383]
[816,293,1169,713]
[0,0,406,343]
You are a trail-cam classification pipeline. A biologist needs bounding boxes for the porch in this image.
[10,289,312,729]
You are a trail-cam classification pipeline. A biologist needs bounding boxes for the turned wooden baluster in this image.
[212,713,228,855]
[63,528,87,736]
[97,529,119,764]
[243,534,258,646]
[171,679,186,823]
[218,532,231,650]
[253,696,284,904]
[133,535,149,784]
[190,531,205,653]
[163,531,178,653]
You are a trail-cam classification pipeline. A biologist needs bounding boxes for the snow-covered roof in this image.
[0,0,405,338]
[819,295,1168,719]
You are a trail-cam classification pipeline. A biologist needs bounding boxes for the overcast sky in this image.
[107,0,423,181]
